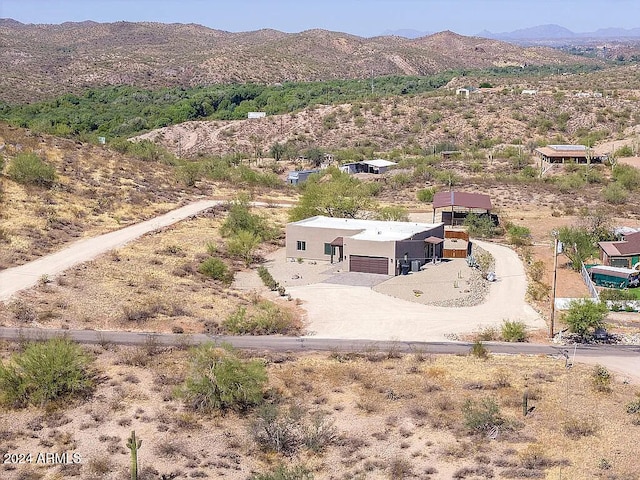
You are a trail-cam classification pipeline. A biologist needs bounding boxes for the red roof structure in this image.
[432,191,492,211]
[599,232,640,257]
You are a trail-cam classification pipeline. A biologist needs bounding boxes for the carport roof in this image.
[424,236,444,244]
[432,191,492,211]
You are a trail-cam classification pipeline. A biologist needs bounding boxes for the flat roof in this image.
[362,159,397,168]
[290,216,442,242]
[432,191,492,211]
[549,145,587,151]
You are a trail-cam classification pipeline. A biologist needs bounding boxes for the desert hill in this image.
[0,20,603,103]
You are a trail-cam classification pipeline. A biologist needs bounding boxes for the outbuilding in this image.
[534,145,606,164]
[432,191,495,226]
[287,169,320,185]
[286,216,444,275]
[599,231,640,268]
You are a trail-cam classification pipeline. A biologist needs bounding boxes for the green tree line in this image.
[0,64,602,141]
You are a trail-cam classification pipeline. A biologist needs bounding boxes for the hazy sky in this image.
[1,0,639,36]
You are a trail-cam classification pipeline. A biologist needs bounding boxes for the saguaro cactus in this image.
[522,389,529,417]
[126,430,142,480]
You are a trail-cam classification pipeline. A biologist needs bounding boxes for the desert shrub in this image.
[612,164,640,190]
[591,365,613,393]
[0,338,94,408]
[501,320,528,342]
[221,194,277,240]
[562,299,608,337]
[602,183,629,204]
[375,205,409,221]
[464,214,498,238]
[198,257,233,284]
[258,266,279,291]
[223,301,301,335]
[462,397,503,433]
[226,230,260,265]
[599,289,636,301]
[475,326,499,341]
[528,260,545,283]
[626,395,640,414]
[176,161,202,187]
[416,187,436,202]
[614,145,633,157]
[180,343,267,413]
[7,152,56,187]
[506,223,531,246]
[251,404,336,456]
[470,340,489,359]
[388,457,413,478]
[563,417,597,438]
[250,465,313,480]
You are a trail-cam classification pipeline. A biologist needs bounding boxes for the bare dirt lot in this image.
[2,344,639,480]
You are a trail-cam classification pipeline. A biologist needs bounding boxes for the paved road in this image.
[1,327,638,383]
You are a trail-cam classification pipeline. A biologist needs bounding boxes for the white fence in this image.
[581,262,600,301]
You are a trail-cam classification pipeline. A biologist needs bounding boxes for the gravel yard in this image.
[234,240,545,341]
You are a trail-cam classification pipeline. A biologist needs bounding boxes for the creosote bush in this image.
[501,320,528,342]
[180,343,267,413]
[462,397,503,434]
[7,152,57,187]
[198,257,233,285]
[0,337,94,408]
[223,301,301,335]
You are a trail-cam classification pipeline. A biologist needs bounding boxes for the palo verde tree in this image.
[0,337,94,408]
[180,343,267,413]
[562,299,608,338]
[288,168,378,221]
[557,226,599,271]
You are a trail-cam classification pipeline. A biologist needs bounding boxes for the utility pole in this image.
[550,232,559,338]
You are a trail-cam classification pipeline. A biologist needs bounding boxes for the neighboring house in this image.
[598,231,640,268]
[286,216,445,275]
[247,112,266,119]
[287,169,320,185]
[521,89,537,95]
[432,191,495,226]
[535,145,606,164]
[456,88,470,98]
[339,159,397,175]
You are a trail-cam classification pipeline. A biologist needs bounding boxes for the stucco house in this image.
[286,216,445,275]
[598,231,640,268]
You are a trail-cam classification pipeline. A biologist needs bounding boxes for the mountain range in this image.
[385,24,640,42]
[0,20,605,103]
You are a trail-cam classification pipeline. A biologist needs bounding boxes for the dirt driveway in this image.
[251,240,545,342]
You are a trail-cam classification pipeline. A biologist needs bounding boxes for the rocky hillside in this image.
[0,20,603,103]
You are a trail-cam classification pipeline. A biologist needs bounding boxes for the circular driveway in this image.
[286,240,545,342]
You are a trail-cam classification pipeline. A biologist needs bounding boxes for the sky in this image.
[1,0,639,37]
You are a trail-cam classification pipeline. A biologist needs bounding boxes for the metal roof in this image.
[290,216,442,242]
[599,232,640,256]
[432,191,492,211]
[362,159,397,168]
[549,145,587,151]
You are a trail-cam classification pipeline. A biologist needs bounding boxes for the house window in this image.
[324,243,332,255]
[296,241,306,251]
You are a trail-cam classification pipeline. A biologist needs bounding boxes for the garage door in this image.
[349,255,388,274]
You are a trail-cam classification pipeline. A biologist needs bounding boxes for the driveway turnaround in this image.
[288,240,546,342]
[0,200,221,301]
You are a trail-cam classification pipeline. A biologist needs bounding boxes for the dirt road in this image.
[0,200,221,301]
